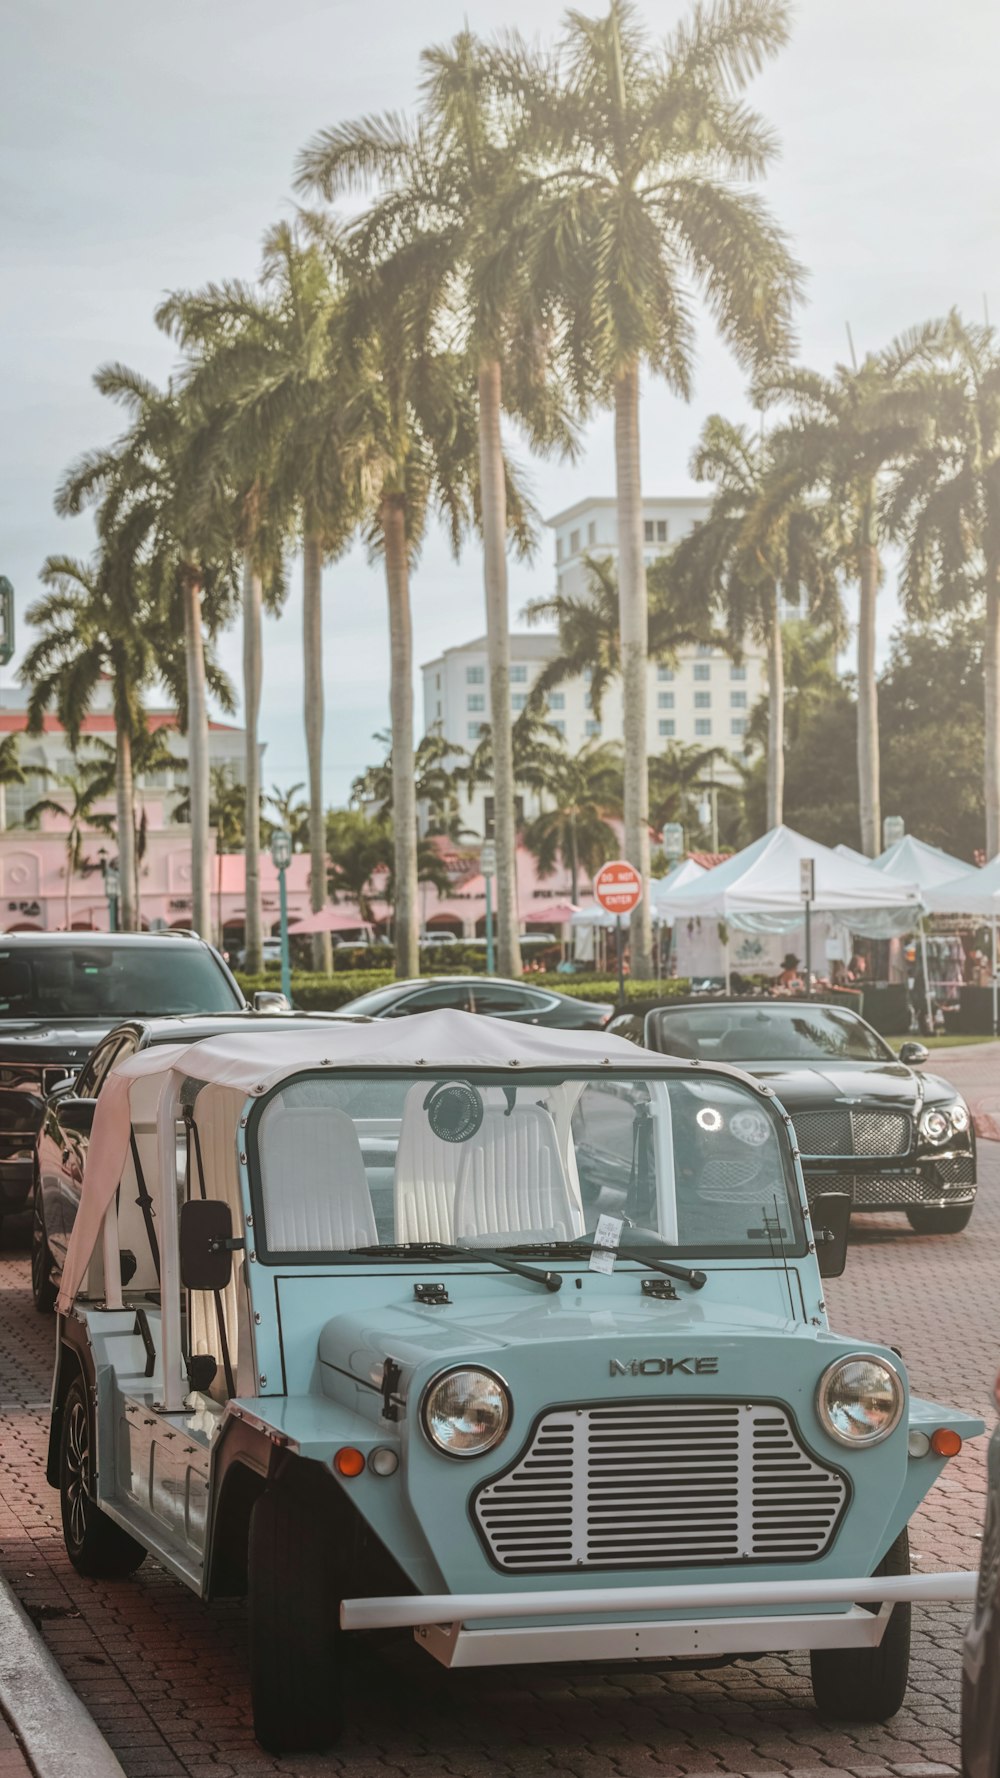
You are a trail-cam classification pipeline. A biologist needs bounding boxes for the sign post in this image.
[270,830,292,1003]
[593,860,644,1003]
[800,857,816,996]
[480,841,497,976]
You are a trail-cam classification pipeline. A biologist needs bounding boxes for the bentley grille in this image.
[817,1155,977,1209]
[472,1400,847,1573]
[793,1107,911,1159]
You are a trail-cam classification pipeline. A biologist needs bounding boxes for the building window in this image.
[695,718,712,737]
[569,528,580,555]
[656,519,668,543]
[731,718,747,737]
[583,666,593,683]
[466,665,484,684]
[436,700,441,719]
[730,664,747,682]
[659,719,675,738]
[468,721,485,740]
[510,664,528,683]
[435,672,441,690]
[548,692,565,711]
[730,691,747,710]
[694,691,711,709]
[696,643,713,657]
[556,537,563,564]
[551,719,566,736]
[643,520,654,542]
[657,665,674,682]
[511,693,527,711]
[693,662,711,682]
[467,693,485,712]
[657,692,674,710]
[585,719,601,737]
[587,520,596,546]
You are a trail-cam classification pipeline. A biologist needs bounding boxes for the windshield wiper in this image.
[349,1241,561,1293]
[506,1238,706,1291]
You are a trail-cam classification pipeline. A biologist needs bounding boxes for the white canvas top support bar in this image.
[341,1568,977,1632]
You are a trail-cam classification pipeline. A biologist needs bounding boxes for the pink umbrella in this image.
[287,907,374,936]
[524,902,581,925]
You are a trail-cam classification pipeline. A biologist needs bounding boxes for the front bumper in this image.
[805,1149,976,1212]
[343,1569,977,1667]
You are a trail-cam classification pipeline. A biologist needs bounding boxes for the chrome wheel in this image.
[64,1397,89,1552]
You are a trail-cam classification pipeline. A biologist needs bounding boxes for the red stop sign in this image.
[592,859,644,916]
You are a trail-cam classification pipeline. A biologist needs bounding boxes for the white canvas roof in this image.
[924,851,1000,916]
[875,835,975,893]
[653,825,922,937]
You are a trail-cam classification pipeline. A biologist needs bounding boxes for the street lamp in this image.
[270,829,292,1003]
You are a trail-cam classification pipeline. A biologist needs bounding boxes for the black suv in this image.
[0,932,253,1243]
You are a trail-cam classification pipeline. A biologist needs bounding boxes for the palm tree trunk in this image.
[613,363,652,975]
[65,838,72,931]
[303,531,332,974]
[568,819,579,907]
[182,567,212,941]
[115,725,137,931]
[985,569,1000,857]
[381,494,419,979]
[766,588,785,830]
[242,557,264,973]
[856,498,881,857]
[478,359,522,978]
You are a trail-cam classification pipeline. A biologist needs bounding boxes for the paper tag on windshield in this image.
[590,1214,624,1274]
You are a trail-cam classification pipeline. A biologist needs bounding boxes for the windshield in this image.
[248,1067,805,1263]
[647,1004,891,1065]
[0,944,241,1019]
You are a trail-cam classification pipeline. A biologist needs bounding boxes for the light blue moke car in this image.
[47,1011,980,1754]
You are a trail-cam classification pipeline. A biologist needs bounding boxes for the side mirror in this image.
[898,1041,929,1066]
[812,1191,852,1279]
[254,990,291,1013]
[179,1199,242,1292]
[59,1097,96,1136]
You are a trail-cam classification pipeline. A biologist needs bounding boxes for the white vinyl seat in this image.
[393,1083,464,1245]
[453,1102,585,1243]
[258,1105,377,1252]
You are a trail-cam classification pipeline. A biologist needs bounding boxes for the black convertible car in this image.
[608,999,976,1234]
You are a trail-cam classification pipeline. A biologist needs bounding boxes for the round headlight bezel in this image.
[817,1353,905,1448]
[949,1101,971,1134]
[420,1365,512,1460]
[920,1106,951,1145]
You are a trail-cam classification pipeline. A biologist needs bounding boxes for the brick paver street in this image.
[0,1051,996,1778]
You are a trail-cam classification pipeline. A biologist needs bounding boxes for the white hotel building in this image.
[422,495,796,840]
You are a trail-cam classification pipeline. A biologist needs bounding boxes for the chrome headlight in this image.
[919,1107,951,1145]
[421,1367,511,1458]
[817,1354,904,1447]
[949,1101,971,1134]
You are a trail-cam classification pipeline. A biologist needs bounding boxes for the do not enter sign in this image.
[593,859,644,916]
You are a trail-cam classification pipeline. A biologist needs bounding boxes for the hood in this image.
[738,1058,922,1109]
[0,1019,115,1064]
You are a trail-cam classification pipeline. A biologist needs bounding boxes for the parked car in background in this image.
[962,1366,1000,1778]
[341,975,612,1029]
[236,938,283,968]
[0,932,263,1246]
[608,998,975,1233]
[31,1008,362,1311]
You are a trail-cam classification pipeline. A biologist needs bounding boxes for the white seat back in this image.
[393,1083,463,1245]
[454,1102,584,1243]
[258,1104,376,1252]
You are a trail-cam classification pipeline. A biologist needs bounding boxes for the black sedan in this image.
[962,1369,1000,1778]
[608,998,976,1234]
[31,1009,358,1311]
[340,975,613,1030]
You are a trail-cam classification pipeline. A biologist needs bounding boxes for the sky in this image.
[3,0,999,802]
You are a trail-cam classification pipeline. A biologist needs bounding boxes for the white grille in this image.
[473,1401,847,1573]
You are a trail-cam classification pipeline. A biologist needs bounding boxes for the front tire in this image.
[906,1203,974,1234]
[32,1186,58,1314]
[60,1379,146,1579]
[810,1529,911,1721]
[248,1475,344,1753]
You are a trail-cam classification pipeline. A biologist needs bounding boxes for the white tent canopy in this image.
[654,825,923,937]
[875,835,975,892]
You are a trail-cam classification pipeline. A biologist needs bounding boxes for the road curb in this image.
[0,1573,126,1778]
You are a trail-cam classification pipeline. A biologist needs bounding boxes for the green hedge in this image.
[236,970,693,1013]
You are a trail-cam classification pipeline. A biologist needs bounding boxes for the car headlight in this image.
[949,1101,970,1135]
[919,1107,951,1145]
[817,1354,904,1447]
[421,1367,511,1458]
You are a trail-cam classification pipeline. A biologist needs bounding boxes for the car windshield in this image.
[248,1067,805,1263]
[0,944,242,1019]
[647,1004,891,1064]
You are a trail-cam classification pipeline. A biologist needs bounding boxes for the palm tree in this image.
[755,324,943,854]
[0,734,26,832]
[351,726,469,840]
[25,764,115,930]
[298,29,572,982]
[173,764,248,947]
[19,554,167,931]
[520,740,623,904]
[884,313,1000,855]
[462,705,569,810]
[667,416,844,828]
[501,0,800,969]
[648,738,728,838]
[265,782,310,850]
[56,370,240,940]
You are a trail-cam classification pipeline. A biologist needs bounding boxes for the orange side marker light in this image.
[334,1446,366,1477]
[930,1428,962,1458]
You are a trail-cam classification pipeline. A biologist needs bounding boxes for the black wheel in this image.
[810,1529,911,1721]
[32,1186,58,1314]
[60,1378,146,1579]
[906,1203,974,1234]
[248,1474,344,1753]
